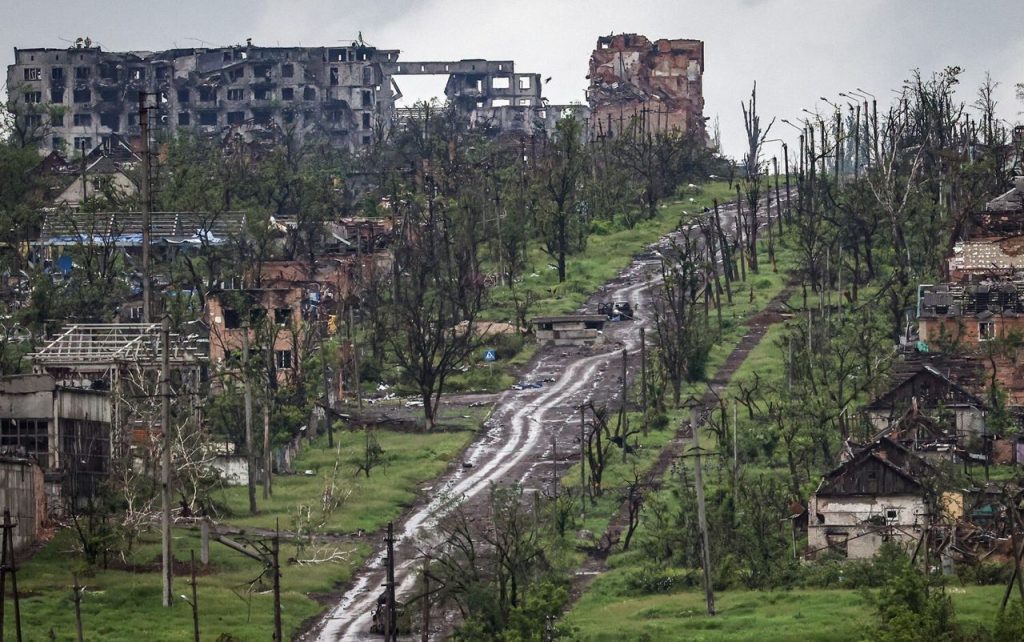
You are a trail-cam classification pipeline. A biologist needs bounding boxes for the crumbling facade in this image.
[7,41,564,154]
[587,33,705,139]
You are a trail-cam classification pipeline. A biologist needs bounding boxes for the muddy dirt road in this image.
[306,195,774,641]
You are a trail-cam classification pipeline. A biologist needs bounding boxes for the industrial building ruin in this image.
[6,39,567,154]
[587,33,706,139]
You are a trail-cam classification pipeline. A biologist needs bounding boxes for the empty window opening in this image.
[73,113,92,126]
[492,76,510,90]
[362,112,371,129]
[281,63,294,78]
[52,136,65,151]
[199,86,217,102]
[491,98,511,107]
[227,111,246,125]
[51,112,64,126]
[73,136,92,151]
[518,76,531,90]
[99,113,119,131]
[281,87,294,101]
[73,88,91,103]
[177,89,190,103]
[518,98,532,106]
[228,68,244,82]
[254,87,271,100]
[24,91,42,104]
[130,68,144,81]
[274,308,291,325]
[224,309,241,329]
[75,66,91,79]
[199,111,217,126]
[253,110,272,125]
[99,88,118,102]
[361,90,372,107]
[303,86,316,101]
[227,88,244,101]
[51,88,64,103]
[330,67,339,86]
[51,67,64,81]
[23,68,41,81]
[177,112,191,126]
[254,64,271,79]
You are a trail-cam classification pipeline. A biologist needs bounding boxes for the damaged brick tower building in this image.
[588,34,706,140]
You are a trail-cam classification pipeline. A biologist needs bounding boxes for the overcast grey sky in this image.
[2,0,1022,159]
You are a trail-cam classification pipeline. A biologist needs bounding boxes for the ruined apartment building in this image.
[588,34,705,139]
[7,40,554,154]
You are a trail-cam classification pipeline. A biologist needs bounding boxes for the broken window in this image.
[326,110,342,123]
[282,109,294,124]
[199,87,216,102]
[361,90,371,108]
[52,136,64,151]
[224,309,241,329]
[227,88,244,101]
[99,113,119,131]
[825,531,849,557]
[227,111,245,125]
[23,67,41,81]
[362,135,371,146]
[75,66,91,79]
[228,68,244,82]
[281,87,294,101]
[24,91,42,104]
[51,67,64,81]
[51,88,64,103]
[979,321,996,341]
[73,88,91,103]
[362,112,371,129]
[223,52,232,63]
[275,350,293,369]
[199,111,217,126]
[73,113,92,126]
[362,66,372,86]
[177,89,190,103]
[492,76,510,90]
[330,67,339,86]
[250,308,266,324]
[518,76,531,90]
[254,64,271,79]
[130,68,144,81]
[23,114,42,130]
[281,63,294,78]
[155,66,169,80]
[253,110,272,125]
[274,308,291,325]
[177,112,190,126]
[0,418,49,467]
[253,87,271,101]
[518,98,532,106]
[99,88,118,102]
[303,86,316,101]
[73,136,92,151]
[51,112,63,126]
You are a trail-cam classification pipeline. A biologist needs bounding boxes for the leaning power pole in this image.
[160,315,173,607]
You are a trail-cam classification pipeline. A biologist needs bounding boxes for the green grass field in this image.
[570,572,1006,642]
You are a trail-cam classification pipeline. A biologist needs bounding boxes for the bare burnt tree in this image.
[740,82,775,273]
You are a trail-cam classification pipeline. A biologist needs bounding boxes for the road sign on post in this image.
[483,349,497,362]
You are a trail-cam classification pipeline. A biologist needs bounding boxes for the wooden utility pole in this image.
[640,328,648,436]
[160,315,173,607]
[139,91,153,323]
[0,510,23,641]
[242,320,257,514]
[620,349,629,463]
[579,404,587,514]
[272,525,282,642]
[384,521,398,642]
[189,550,200,642]
[421,563,430,642]
[688,402,716,615]
[321,322,334,448]
[350,305,362,410]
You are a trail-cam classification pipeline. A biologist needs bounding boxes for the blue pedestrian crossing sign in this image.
[484,349,497,362]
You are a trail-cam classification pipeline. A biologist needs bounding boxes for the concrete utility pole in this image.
[384,522,397,642]
[139,92,153,323]
[263,346,272,500]
[242,320,257,514]
[160,315,173,607]
[688,400,715,616]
